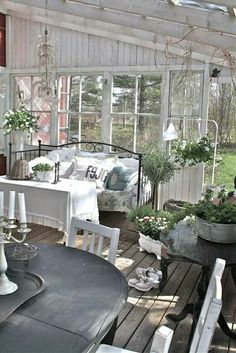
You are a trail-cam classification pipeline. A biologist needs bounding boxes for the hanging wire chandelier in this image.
[37,0,56,99]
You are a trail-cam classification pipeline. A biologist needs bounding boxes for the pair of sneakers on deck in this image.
[128,267,162,292]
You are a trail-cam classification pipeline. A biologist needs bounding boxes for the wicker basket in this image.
[9,159,31,180]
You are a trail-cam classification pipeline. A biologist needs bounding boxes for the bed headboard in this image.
[9,140,143,205]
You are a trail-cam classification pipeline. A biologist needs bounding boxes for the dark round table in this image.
[0,244,128,353]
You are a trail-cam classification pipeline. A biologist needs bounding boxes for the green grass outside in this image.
[205,149,236,191]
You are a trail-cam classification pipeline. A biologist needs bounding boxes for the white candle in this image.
[18,193,27,223]
[8,191,15,219]
[0,191,3,217]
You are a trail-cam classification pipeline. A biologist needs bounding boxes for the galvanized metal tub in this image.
[195,216,236,243]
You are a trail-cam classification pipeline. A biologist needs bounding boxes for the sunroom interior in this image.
[0,0,236,206]
[1,2,236,353]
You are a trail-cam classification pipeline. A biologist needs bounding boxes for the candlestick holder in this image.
[0,216,31,295]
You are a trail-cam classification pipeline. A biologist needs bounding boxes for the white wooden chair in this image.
[96,325,173,353]
[67,218,120,264]
[94,258,225,353]
[189,257,225,353]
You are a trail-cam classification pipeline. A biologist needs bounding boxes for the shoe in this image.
[134,276,160,292]
[128,277,140,288]
[136,267,162,280]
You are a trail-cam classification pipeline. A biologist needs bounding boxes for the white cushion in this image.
[46,147,77,162]
[59,161,74,178]
[70,156,117,189]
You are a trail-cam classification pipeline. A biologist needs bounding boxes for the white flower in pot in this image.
[136,215,170,259]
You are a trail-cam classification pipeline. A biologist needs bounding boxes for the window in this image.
[169,71,203,141]
[14,76,52,144]
[66,74,103,142]
[112,74,162,152]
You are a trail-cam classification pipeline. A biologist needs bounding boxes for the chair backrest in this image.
[67,218,120,264]
[96,325,173,353]
[190,258,225,353]
[150,325,174,353]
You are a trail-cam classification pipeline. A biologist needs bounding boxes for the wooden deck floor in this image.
[24,218,236,353]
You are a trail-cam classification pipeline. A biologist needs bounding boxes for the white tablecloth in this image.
[0,176,99,240]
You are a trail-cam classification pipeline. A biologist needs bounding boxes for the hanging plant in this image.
[171,135,216,167]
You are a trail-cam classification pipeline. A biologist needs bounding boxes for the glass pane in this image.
[209,82,236,146]
[69,113,80,141]
[81,75,103,113]
[32,77,51,111]
[33,112,51,144]
[170,72,202,116]
[59,76,71,111]
[112,115,134,150]
[167,116,200,141]
[14,77,31,109]
[70,76,81,112]
[81,114,101,141]
[137,74,162,114]
[112,75,136,113]
[59,113,69,144]
[136,116,160,152]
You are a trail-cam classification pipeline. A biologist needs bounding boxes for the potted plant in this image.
[126,205,158,240]
[171,135,216,167]
[2,103,39,150]
[190,185,236,243]
[32,163,54,182]
[142,146,176,210]
[136,214,170,259]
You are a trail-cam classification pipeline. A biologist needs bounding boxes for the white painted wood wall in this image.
[10,17,204,70]
[159,164,204,208]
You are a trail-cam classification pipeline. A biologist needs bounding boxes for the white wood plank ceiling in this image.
[1,0,236,67]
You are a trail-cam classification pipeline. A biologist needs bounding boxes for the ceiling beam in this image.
[3,0,236,37]
[3,0,236,53]
[198,0,235,7]
[8,2,236,53]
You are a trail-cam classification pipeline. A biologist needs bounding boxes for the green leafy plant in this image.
[2,104,39,135]
[142,146,176,210]
[143,146,176,184]
[127,205,157,222]
[190,185,236,224]
[32,163,53,172]
[136,214,171,240]
[171,135,216,167]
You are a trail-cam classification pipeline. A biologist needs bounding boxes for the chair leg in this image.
[101,317,118,345]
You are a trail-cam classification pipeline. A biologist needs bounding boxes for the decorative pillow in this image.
[70,156,117,189]
[119,157,139,170]
[59,161,74,178]
[28,156,55,174]
[106,165,129,191]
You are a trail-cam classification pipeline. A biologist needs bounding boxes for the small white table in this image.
[0,176,99,242]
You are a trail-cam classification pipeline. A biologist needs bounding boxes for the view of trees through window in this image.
[208,82,236,148]
[15,71,236,153]
[112,74,162,152]
[169,72,203,141]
